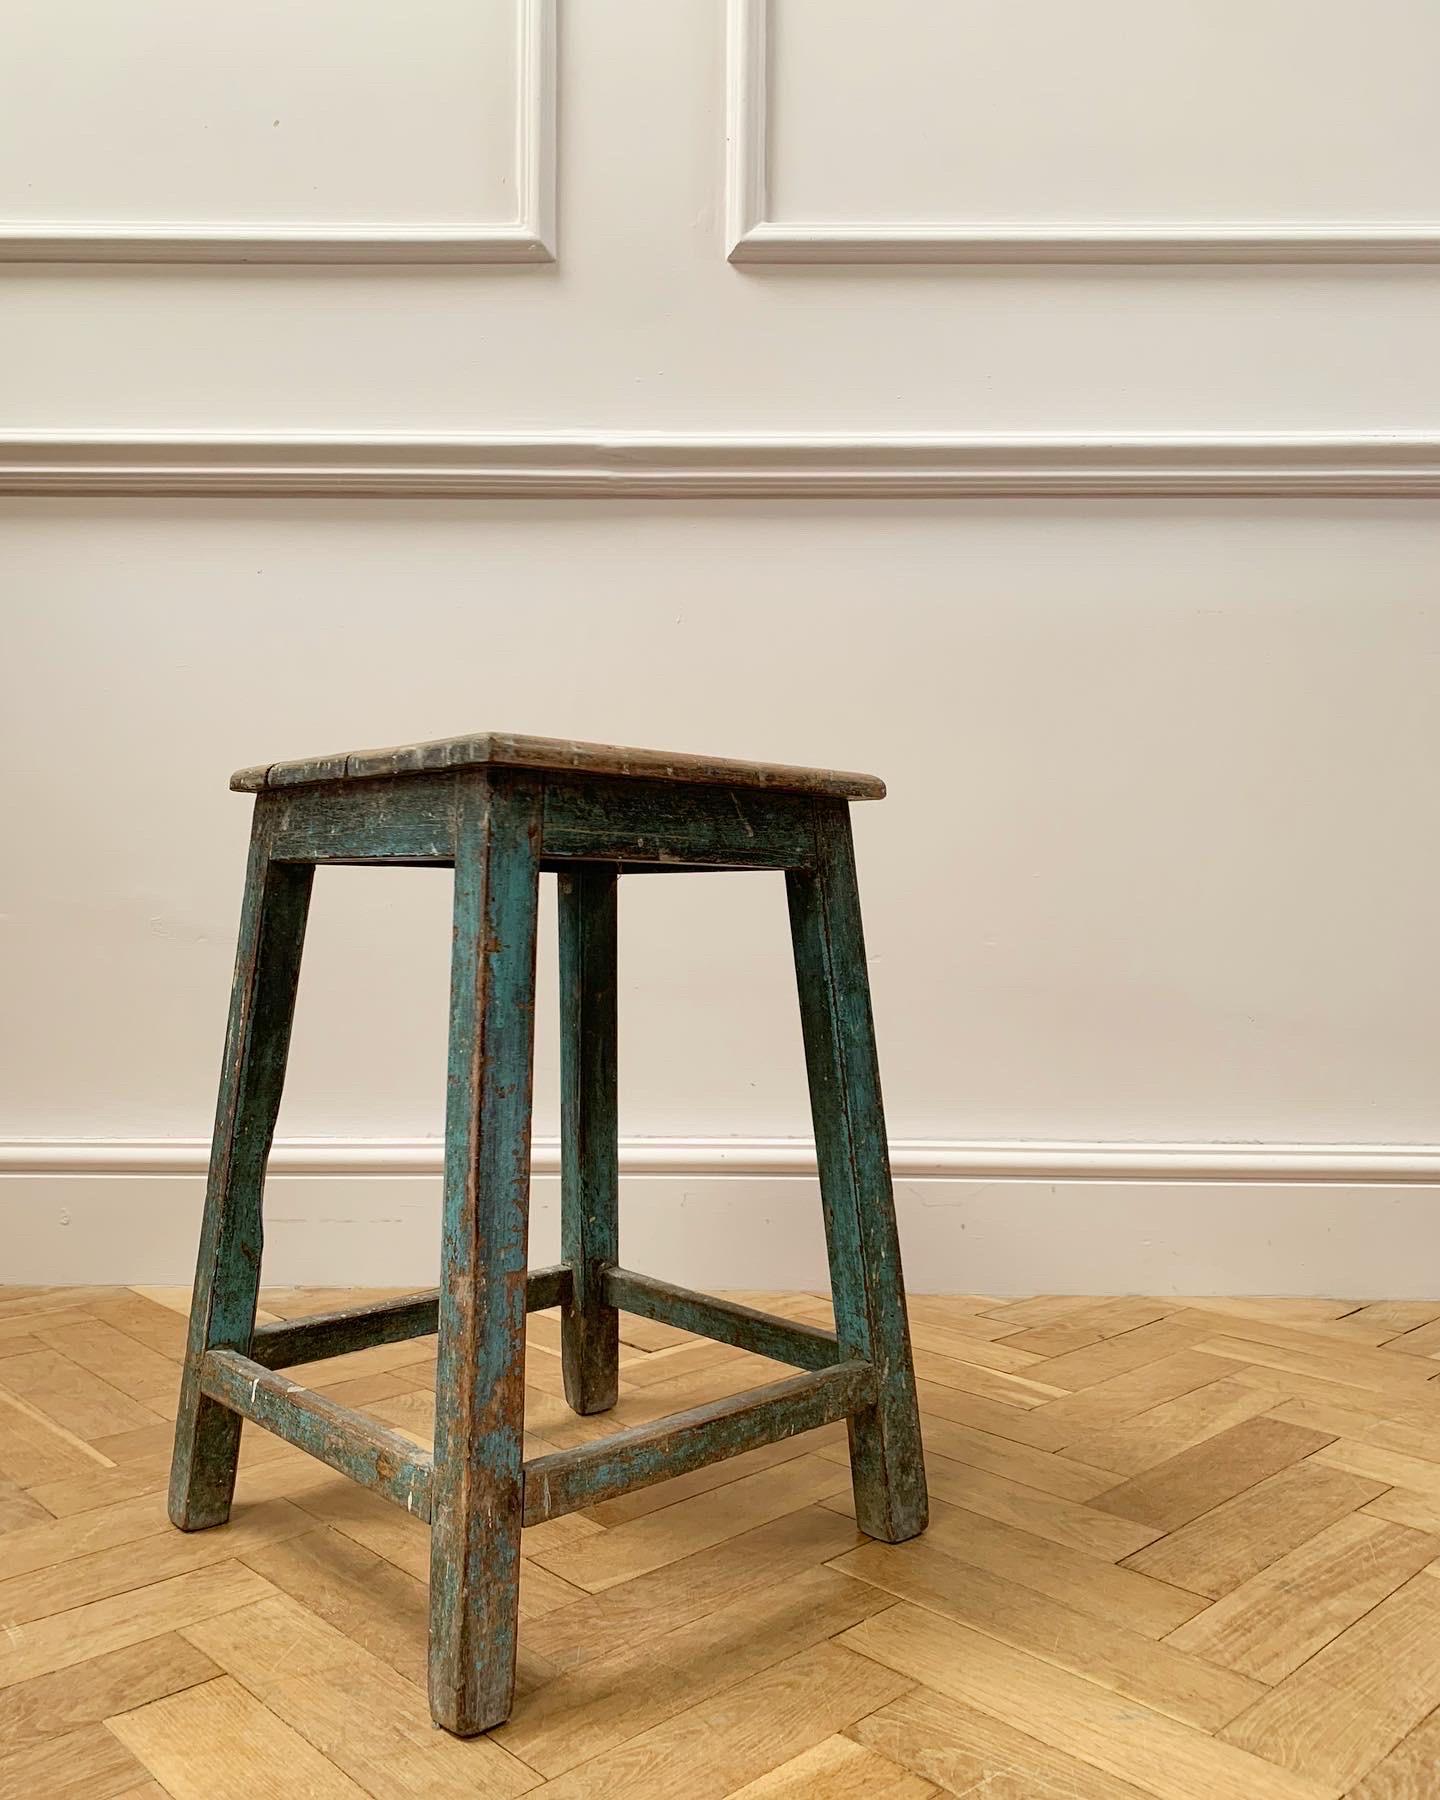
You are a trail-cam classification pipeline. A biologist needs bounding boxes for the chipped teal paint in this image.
[786,800,928,1544]
[201,1348,433,1517]
[249,1265,573,1370]
[268,775,457,863]
[604,1268,839,1371]
[543,775,814,868]
[522,1360,876,1523]
[428,772,542,1737]
[169,817,312,1532]
[559,865,621,1415]
[169,740,926,1739]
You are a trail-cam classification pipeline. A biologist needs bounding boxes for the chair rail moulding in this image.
[6,1136,1440,1185]
[2,432,1440,497]
[725,0,1440,266]
[0,0,555,265]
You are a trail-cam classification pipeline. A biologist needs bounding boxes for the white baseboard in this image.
[5,1136,1440,1295]
[4,432,1440,498]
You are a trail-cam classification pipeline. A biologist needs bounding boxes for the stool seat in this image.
[232,730,885,800]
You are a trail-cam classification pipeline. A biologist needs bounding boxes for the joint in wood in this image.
[198,1348,434,1518]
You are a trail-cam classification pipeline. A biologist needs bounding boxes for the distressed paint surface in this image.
[522,1360,876,1523]
[260,767,818,869]
[171,745,926,1740]
[428,771,542,1736]
[543,776,813,867]
[786,800,928,1543]
[249,1265,572,1370]
[559,866,621,1415]
[605,1267,839,1370]
[169,815,312,1531]
[232,729,885,800]
[200,1348,433,1517]
[268,775,457,863]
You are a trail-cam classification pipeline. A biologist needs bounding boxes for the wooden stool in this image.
[168,733,928,1735]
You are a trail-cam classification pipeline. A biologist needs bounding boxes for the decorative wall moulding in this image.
[3,431,1440,498]
[726,0,1440,266]
[0,0,555,265]
[6,1135,1440,1187]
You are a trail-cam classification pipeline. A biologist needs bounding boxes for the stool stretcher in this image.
[249,1264,572,1369]
[603,1268,840,1370]
[197,1343,875,1531]
[198,1270,878,1531]
[198,1347,435,1518]
[521,1358,875,1524]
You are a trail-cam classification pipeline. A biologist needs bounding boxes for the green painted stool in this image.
[169,733,928,1736]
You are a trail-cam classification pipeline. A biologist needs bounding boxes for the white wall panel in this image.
[3,2,1438,1288]
[1,1,1438,422]
[4,0,519,224]
[766,0,1440,226]
[0,0,554,259]
[5,500,1439,1150]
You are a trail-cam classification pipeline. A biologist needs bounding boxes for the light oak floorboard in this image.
[912,1411,1119,1501]
[1026,1351,1230,1442]
[492,1565,891,1776]
[826,1489,1205,1637]
[0,1634,219,1752]
[531,1453,852,1593]
[1220,1572,1440,1789]
[831,1534,1265,1730]
[182,1594,536,1799]
[912,1447,1164,1560]
[525,1505,862,1674]
[1059,1374,1284,1477]
[1092,1416,1334,1530]
[6,1287,1440,1797]
[106,1674,369,1799]
[0,1562,274,1690]
[518,1641,911,1800]
[992,1297,1180,1358]
[1346,1704,1440,1799]
[725,1733,938,1798]
[1120,1458,1386,1597]
[0,1348,165,1440]
[850,1682,1160,1800]
[843,1602,1336,1800]
[0,1720,150,1800]
[1165,1512,1440,1685]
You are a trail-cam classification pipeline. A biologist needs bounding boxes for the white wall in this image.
[3,1,1439,1292]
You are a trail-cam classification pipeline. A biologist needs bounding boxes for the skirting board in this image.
[3,432,1440,498]
[6,1137,1440,1295]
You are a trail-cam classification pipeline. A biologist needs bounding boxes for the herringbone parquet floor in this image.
[5,1288,1440,1797]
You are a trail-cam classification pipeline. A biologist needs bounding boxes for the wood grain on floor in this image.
[4,1286,1440,1796]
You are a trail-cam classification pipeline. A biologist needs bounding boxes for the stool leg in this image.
[429,775,542,1736]
[787,801,928,1544]
[170,821,313,1531]
[559,866,620,1415]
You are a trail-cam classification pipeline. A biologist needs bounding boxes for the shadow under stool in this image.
[168,731,929,1735]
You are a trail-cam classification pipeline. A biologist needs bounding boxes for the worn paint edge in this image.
[198,1346,434,1518]
[521,1359,876,1523]
[6,1135,1440,1186]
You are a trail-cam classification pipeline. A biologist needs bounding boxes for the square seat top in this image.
[231,732,885,801]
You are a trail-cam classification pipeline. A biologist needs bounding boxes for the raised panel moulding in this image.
[726,0,1440,265]
[1,433,1439,497]
[0,0,555,264]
